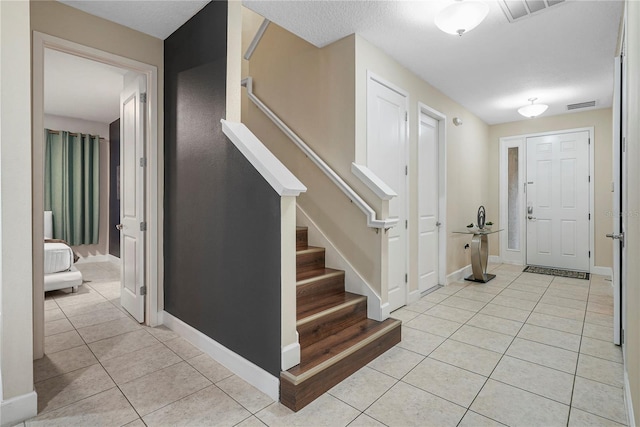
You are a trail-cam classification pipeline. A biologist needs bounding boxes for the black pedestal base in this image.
[464,273,496,284]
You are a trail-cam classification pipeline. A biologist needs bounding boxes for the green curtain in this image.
[44,129,100,245]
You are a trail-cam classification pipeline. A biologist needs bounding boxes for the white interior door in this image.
[418,112,439,292]
[120,75,146,322]
[367,76,407,312]
[526,131,590,271]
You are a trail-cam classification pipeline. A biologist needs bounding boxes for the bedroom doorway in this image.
[33,32,161,359]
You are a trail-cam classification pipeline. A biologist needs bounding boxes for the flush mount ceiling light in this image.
[435,0,490,36]
[517,97,549,118]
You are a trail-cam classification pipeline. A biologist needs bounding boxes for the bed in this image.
[44,211,83,292]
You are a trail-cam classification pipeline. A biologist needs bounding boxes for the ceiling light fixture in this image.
[435,0,490,36]
[517,97,548,118]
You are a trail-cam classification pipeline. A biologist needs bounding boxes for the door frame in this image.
[366,71,410,308]
[417,102,447,289]
[32,32,162,357]
[499,127,595,272]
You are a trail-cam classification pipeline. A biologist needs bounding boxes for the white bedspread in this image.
[44,242,73,274]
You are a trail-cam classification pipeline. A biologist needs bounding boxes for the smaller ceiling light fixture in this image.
[435,0,490,36]
[517,97,549,118]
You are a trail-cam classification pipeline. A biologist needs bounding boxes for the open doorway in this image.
[41,47,142,330]
[33,32,161,361]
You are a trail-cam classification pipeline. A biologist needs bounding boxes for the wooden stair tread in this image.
[296,267,341,281]
[285,318,401,378]
[297,292,364,322]
[296,246,324,254]
[296,268,343,285]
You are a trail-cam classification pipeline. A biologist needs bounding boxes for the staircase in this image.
[280,226,402,411]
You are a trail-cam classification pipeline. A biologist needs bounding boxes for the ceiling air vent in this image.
[567,101,597,111]
[498,0,565,22]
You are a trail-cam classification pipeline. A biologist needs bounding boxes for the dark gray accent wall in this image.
[164,1,282,377]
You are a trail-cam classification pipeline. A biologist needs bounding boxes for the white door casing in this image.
[367,74,408,312]
[612,48,626,345]
[120,75,146,322]
[526,131,590,271]
[418,112,439,292]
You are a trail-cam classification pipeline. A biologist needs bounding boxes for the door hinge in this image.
[140,286,147,296]
[405,273,408,283]
[588,138,591,145]
[140,157,147,167]
[621,329,625,344]
[588,175,591,182]
[405,220,408,229]
[623,137,626,153]
[140,221,147,231]
[405,165,408,175]
[140,92,147,103]
[588,250,591,258]
[405,111,408,122]
[588,213,591,220]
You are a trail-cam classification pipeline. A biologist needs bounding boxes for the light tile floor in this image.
[21,262,627,426]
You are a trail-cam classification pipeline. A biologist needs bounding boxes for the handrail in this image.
[242,76,398,230]
[244,19,270,61]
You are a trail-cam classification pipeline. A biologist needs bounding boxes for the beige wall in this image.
[488,108,613,269]
[243,23,389,298]
[43,114,111,257]
[1,0,34,408]
[624,1,639,423]
[355,36,491,284]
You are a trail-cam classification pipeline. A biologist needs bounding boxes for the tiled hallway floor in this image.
[22,262,627,426]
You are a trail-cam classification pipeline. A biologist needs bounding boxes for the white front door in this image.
[418,112,439,292]
[526,131,590,271]
[367,76,407,311]
[120,76,146,322]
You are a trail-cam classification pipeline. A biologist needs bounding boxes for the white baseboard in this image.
[75,254,109,264]
[625,369,636,427]
[107,254,121,266]
[407,289,421,304]
[297,206,386,321]
[1,391,37,427]
[591,266,613,279]
[281,337,300,371]
[161,311,279,401]
[446,264,472,285]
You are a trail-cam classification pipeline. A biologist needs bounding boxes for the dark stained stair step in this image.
[296,226,308,251]
[296,268,345,302]
[296,246,325,278]
[280,318,401,411]
[297,294,368,348]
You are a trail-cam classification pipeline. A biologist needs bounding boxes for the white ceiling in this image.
[244,0,624,124]
[59,0,210,40]
[57,0,624,125]
[44,48,127,123]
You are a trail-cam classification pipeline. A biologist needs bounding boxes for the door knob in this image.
[115,224,124,230]
[606,232,624,246]
[436,221,442,227]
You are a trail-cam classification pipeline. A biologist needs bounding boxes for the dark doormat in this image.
[523,265,590,280]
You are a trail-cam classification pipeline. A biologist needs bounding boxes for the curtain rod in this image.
[46,129,106,140]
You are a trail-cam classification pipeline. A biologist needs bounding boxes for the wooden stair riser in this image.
[296,271,345,302]
[280,323,401,411]
[296,227,308,251]
[297,298,368,348]
[296,248,325,278]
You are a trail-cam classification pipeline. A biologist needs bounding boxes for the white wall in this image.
[43,114,111,258]
[0,0,37,424]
